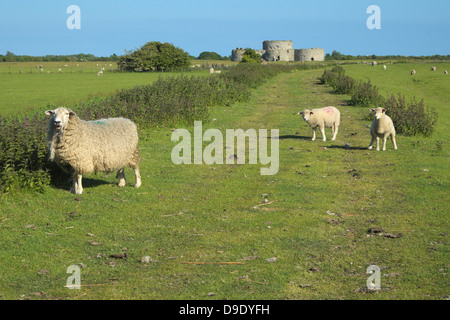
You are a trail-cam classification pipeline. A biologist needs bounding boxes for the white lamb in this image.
[444,70,448,75]
[97,70,103,76]
[298,106,340,142]
[45,107,141,194]
[368,107,397,151]
[411,70,416,76]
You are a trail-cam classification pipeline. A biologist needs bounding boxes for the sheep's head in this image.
[370,107,386,120]
[298,109,313,122]
[45,107,76,132]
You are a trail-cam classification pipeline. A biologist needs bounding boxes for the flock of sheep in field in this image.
[43,64,446,194]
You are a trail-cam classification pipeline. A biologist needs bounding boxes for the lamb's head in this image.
[45,107,76,132]
[298,109,313,122]
[370,107,386,120]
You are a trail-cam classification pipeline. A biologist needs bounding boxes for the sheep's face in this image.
[371,107,386,120]
[45,107,75,132]
[298,109,312,122]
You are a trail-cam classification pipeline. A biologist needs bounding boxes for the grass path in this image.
[0,68,447,300]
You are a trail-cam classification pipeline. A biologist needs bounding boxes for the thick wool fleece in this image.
[49,115,140,174]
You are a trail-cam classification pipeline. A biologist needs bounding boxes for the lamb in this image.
[431,66,436,71]
[444,70,448,75]
[383,65,387,70]
[368,107,397,151]
[298,106,340,142]
[411,70,416,76]
[97,70,103,76]
[45,107,141,194]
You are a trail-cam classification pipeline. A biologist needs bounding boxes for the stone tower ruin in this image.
[231,41,324,62]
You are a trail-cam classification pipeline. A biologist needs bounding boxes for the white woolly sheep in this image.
[298,106,341,142]
[368,107,397,151]
[444,70,448,75]
[431,66,436,71]
[411,70,416,76]
[97,70,103,76]
[209,67,214,74]
[45,107,141,194]
[383,65,387,70]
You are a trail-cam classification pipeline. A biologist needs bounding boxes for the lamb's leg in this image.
[117,168,126,187]
[368,136,375,150]
[376,137,380,151]
[320,126,326,142]
[391,133,397,150]
[311,128,317,141]
[382,135,388,151]
[134,167,142,188]
[331,123,338,141]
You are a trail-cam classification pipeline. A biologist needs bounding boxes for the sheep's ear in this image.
[45,110,54,116]
[68,110,76,117]
[382,108,386,113]
[309,111,314,115]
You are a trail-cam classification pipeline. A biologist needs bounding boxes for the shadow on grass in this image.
[328,145,368,151]
[276,135,311,140]
[49,164,114,192]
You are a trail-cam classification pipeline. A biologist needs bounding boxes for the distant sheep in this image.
[209,67,214,74]
[431,66,436,71]
[383,65,387,70]
[368,107,397,151]
[411,70,416,76]
[97,70,103,76]
[298,106,340,142]
[444,70,448,75]
[45,107,141,194]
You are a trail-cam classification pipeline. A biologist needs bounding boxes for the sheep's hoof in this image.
[368,146,373,150]
[118,180,126,187]
[134,183,141,189]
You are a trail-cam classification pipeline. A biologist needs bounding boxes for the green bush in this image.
[117,42,190,72]
[383,94,438,137]
[318,66,355,95]
[350,79,384,108]
[239,49,262,64]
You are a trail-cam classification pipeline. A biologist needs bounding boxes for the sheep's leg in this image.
[311,128,316,141]
[117,168,126,187]
[331,123,338,141]
[320,126,326,142]
[134,167,142,188]
[382,135,389,151]
[376,137,380,151]
[70,173,83,194]
[368,136,375,150]
[391,133,397,150]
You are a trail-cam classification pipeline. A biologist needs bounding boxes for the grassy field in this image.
[0,62,448,300]
[0,61,224,116]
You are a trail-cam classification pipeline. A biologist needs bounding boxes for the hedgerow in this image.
[319,67,438,137]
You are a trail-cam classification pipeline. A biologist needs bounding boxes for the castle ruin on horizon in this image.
[231,40,324,62]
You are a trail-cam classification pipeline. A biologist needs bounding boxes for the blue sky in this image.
[1,0,449,57]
